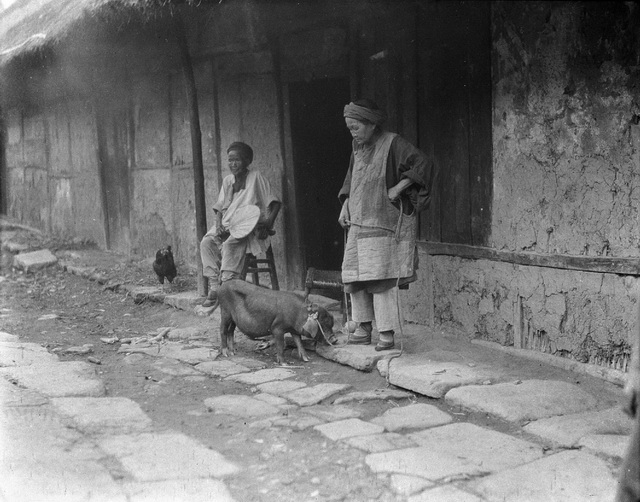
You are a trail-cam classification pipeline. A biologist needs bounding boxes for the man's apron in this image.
[341,132,417,284]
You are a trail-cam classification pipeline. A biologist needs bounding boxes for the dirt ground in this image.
[0,222,628,501]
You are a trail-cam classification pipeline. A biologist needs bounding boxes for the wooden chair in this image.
[241,245,279,290]
[304,267,349,322]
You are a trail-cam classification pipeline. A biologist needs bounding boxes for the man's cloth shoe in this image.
[347,324,372,345]
[375,331,395,351]
[202,289,218,308]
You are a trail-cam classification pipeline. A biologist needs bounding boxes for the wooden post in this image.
[173,8,207,296]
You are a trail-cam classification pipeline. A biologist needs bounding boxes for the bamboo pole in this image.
[172,7,207,296]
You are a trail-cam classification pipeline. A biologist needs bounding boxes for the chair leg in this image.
[266,246,279,290]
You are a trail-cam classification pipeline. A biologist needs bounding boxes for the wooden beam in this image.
[419,241,640,276]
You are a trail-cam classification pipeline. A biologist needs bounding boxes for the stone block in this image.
[314,418,384,441]
[370,403,452,431]
[283,383,351,406]
[0,341,59,367]
[317,341,399,372]
[13,249,57,272]
[471,450,617,502]
[51,397,153,434]
[98,432,240,481]
[226,368,296,385]
[445,379,599,422]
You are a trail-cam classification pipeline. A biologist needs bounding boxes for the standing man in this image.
[338,99,433,351]
[200,142,281,309]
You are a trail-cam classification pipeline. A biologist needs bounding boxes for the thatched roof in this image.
[0,0,169,65]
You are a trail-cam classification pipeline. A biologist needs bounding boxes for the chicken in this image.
[153,245,177,291]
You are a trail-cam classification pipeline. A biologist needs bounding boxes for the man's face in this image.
[345,117,376,145]
[228,150,247,176]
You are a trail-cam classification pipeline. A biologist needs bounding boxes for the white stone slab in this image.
[390,474,434,496]
[120,345,219,365]
[0,378,48,406]
[226,368,296,385]
[578,433,630,458]
[334,388,413,404]
[409,486,484,502]
[388,357,494,398]
[98,432,240,481]
[471,450,617,502]
[316,341,400,372]
[300,404,362,422]
[0,331,20,342]
[523,406,632,446]
[195,360,252,377]
[256,379,307,396]
[254,393,289,406]
[0,341,59,366]
[51,397,152,434]
[283,383,351,406]
[445,379,598,422]
[152,358,202,376]
[344,432,417,453]
[204,394,280,417]
[0,361,105,397]
[370,403,452,431]
[164,291,202,311]
[13,249,57,272]
[2,405,125,502]
[123,479,236,502]
[314,418,384,441]
[366,423,542,480]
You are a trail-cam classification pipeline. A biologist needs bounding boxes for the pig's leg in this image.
[290,331,310,362]
[220,310,234,357]
[227,320,236,356]
[272,329,286,365]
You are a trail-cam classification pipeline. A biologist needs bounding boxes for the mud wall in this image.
[406,2,640,365]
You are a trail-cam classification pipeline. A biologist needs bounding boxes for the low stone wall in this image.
[403,248,635,372]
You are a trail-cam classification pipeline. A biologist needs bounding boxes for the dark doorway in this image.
[289,78,352,274]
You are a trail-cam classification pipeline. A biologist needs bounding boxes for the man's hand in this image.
[255,222,270,240]
[388,178,414,202]
[338,199,350,228]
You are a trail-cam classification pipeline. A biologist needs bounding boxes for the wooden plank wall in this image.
[417,0,492,245]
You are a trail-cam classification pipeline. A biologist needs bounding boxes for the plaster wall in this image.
[417,2,640,364]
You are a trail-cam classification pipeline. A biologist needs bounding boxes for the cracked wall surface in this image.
[492,2,640,256]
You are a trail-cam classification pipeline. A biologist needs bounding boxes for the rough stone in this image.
[123,479,236,502]
[120,344,219,365]
[471,450,617,502]
[226,368,296,385]
[445,379,599,422]
[254,393,289,406]
[333,388,413,404]
[388,356,497,398]
[98,432,240,481]
[2,405,126,502]
[0,361,106,397]
[0,378,49,406]
[314,418,385,441]
[51,397,153,434]
[256,379,307,396]
[344,432,417,453]
[229,357,267,370]
[523,406,632,446]
[578,434,630,458]
[0,341,59,366]
[13,249,57,272]
[195,360,252,377]
[204,394,281,417]
[166,326,209,340]
[299,404,362,422]
[283,383,351,406]
[408,486,483,502]
[268,413,324,430]
[371,403,453,432]
[152,358,202,376]
[164,291,203,311]
[316,340,400,372]
[366,423,541,480]
[0,331,19,342]
[389,474,434,496]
